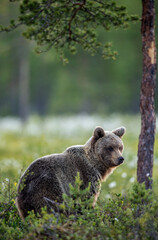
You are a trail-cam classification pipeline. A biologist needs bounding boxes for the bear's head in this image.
[91,126,126,168]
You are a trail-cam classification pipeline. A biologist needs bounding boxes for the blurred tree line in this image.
[0,0,157,119]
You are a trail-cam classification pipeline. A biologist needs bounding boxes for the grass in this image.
[0,115,158,239]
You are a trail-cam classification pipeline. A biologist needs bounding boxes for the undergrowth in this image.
[0,174,158,240]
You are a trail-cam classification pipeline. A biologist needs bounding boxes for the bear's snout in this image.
[118,156,124,165]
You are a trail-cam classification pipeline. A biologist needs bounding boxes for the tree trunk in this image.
[137,0,157,189]
[18,37,30,122]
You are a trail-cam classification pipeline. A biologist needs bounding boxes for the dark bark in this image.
[137,0,157,189]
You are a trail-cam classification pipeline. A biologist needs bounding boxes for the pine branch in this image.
[68,0,86,40]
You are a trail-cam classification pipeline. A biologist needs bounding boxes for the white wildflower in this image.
[121,172,127,178]
[108,181,116,188]
[2,182,5,190]
[129,177,135,183]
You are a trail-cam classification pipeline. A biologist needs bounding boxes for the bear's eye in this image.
[108,146,114,152]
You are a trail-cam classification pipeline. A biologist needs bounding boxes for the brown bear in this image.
[16,126,126,219]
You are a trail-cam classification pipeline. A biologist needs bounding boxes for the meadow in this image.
[0,114,158,239]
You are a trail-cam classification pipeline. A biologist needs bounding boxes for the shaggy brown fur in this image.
[16,126,126,219]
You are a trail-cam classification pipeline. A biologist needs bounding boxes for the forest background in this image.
[0,0,158,119]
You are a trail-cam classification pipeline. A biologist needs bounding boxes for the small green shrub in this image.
[1,174,158,240]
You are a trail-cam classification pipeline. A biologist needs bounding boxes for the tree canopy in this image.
[1,0,138,61]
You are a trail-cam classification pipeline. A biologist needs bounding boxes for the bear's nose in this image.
[118,156,124,164]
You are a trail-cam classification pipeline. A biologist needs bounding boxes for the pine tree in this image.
[137,0,157,189]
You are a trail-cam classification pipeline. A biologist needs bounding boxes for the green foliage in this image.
[0,174,158,240]
[61,172,93,215]
[2,0,138,60]
[130,182,153,205]
[0,180,25,240]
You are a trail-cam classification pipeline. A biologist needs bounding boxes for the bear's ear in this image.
[93,126,105,141]
[112,127,126,138]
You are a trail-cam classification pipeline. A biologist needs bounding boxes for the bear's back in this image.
[16,145,101,219]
